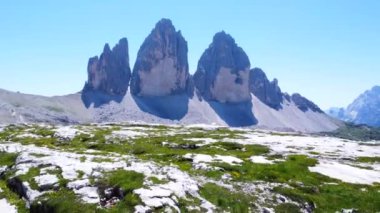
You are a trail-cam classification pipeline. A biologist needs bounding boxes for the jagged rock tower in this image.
[249,68,283,110]
[83,38,131,96]
[131,19,191,97]
[193,31,251,103]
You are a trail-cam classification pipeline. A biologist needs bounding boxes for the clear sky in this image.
[0,1,379,109]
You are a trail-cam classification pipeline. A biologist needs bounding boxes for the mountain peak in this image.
[249,67,283,110]
[193,32,251,103]
[370,85,380,93]
[103,43,111,53]
[155,18,174,29]
[212,31,235,45]
[83,38,131,97]
[291,93,323,113]
[130,19,190,96]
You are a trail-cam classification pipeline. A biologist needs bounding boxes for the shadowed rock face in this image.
[131,18,190,97]
[291,93,323,113]
[83,38,131,96]
[193,31,251,103]
[249,68,283,110]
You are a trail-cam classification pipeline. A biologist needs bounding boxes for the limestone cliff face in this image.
[193,31,251,103]
[83,38,131,96]
[249,68,283,110]
[131,19,190,96]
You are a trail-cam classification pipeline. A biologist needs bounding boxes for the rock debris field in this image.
[0,123,379,212]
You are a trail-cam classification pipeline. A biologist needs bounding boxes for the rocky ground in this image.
[0,123,379,213]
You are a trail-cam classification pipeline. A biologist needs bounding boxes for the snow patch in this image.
[16,133,40,139]
[309,161,380,185]
[0,199,17,213]
[186,138,217,145]
[250,156,274,164]
[184,153,243,165]
[54,126,79,140]
[111,129,147,139]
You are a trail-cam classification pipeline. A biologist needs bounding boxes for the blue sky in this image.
[0,1,379,109]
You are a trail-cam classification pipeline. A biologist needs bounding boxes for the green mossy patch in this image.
[356,156,380,163]
[0,152,18,167]
[199,183,253,212]
[18,167,41,190]
[274,203,301,213]
[99,170,144,193]
[30,189,97,213]
[0,180,28,213]
[274,183,380,213]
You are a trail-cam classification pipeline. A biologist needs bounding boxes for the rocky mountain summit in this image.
[345,86,380,127]
[131,19,191,96]
[0,18,340,132]
[249,68,283,110]
[327,86,380,127]
[291,93,323,113]
[248,67,323,113]
[193,31,251,103]
[83,38,131,96]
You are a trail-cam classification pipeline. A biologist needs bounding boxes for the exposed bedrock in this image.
[131,18,191,97]
[193,31,251,103]
[249,67,284,110]
[82,38,131,108]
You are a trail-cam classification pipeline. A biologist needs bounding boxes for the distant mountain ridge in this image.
[0,18,341,132]
[326,86,380,127]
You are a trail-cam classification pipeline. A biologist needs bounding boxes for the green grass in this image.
[96,170,144,211]
[148,176,169,185]
[203,154,380,212]
[43,167,69,188]
[29,126,55,137]
[0,180,28,213]
[79,156,87,162]
[18,167,41,190]
[323,123,380,141]
[199,183,253,212]
[207,155,331,185]
[0,152,18,167]
[30,189,97,213]
[0,125,27,141]
[356,156,380,163]
[178,197,203,212]
[102,193,141,213]
[274,203,301,213]
[3,124,380,212]
[98,170,144,194]
[76,170,85,179]
[309,151,320,155]
[30,188,142,213]
[274,183,380,213]
[29,153,49,158]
